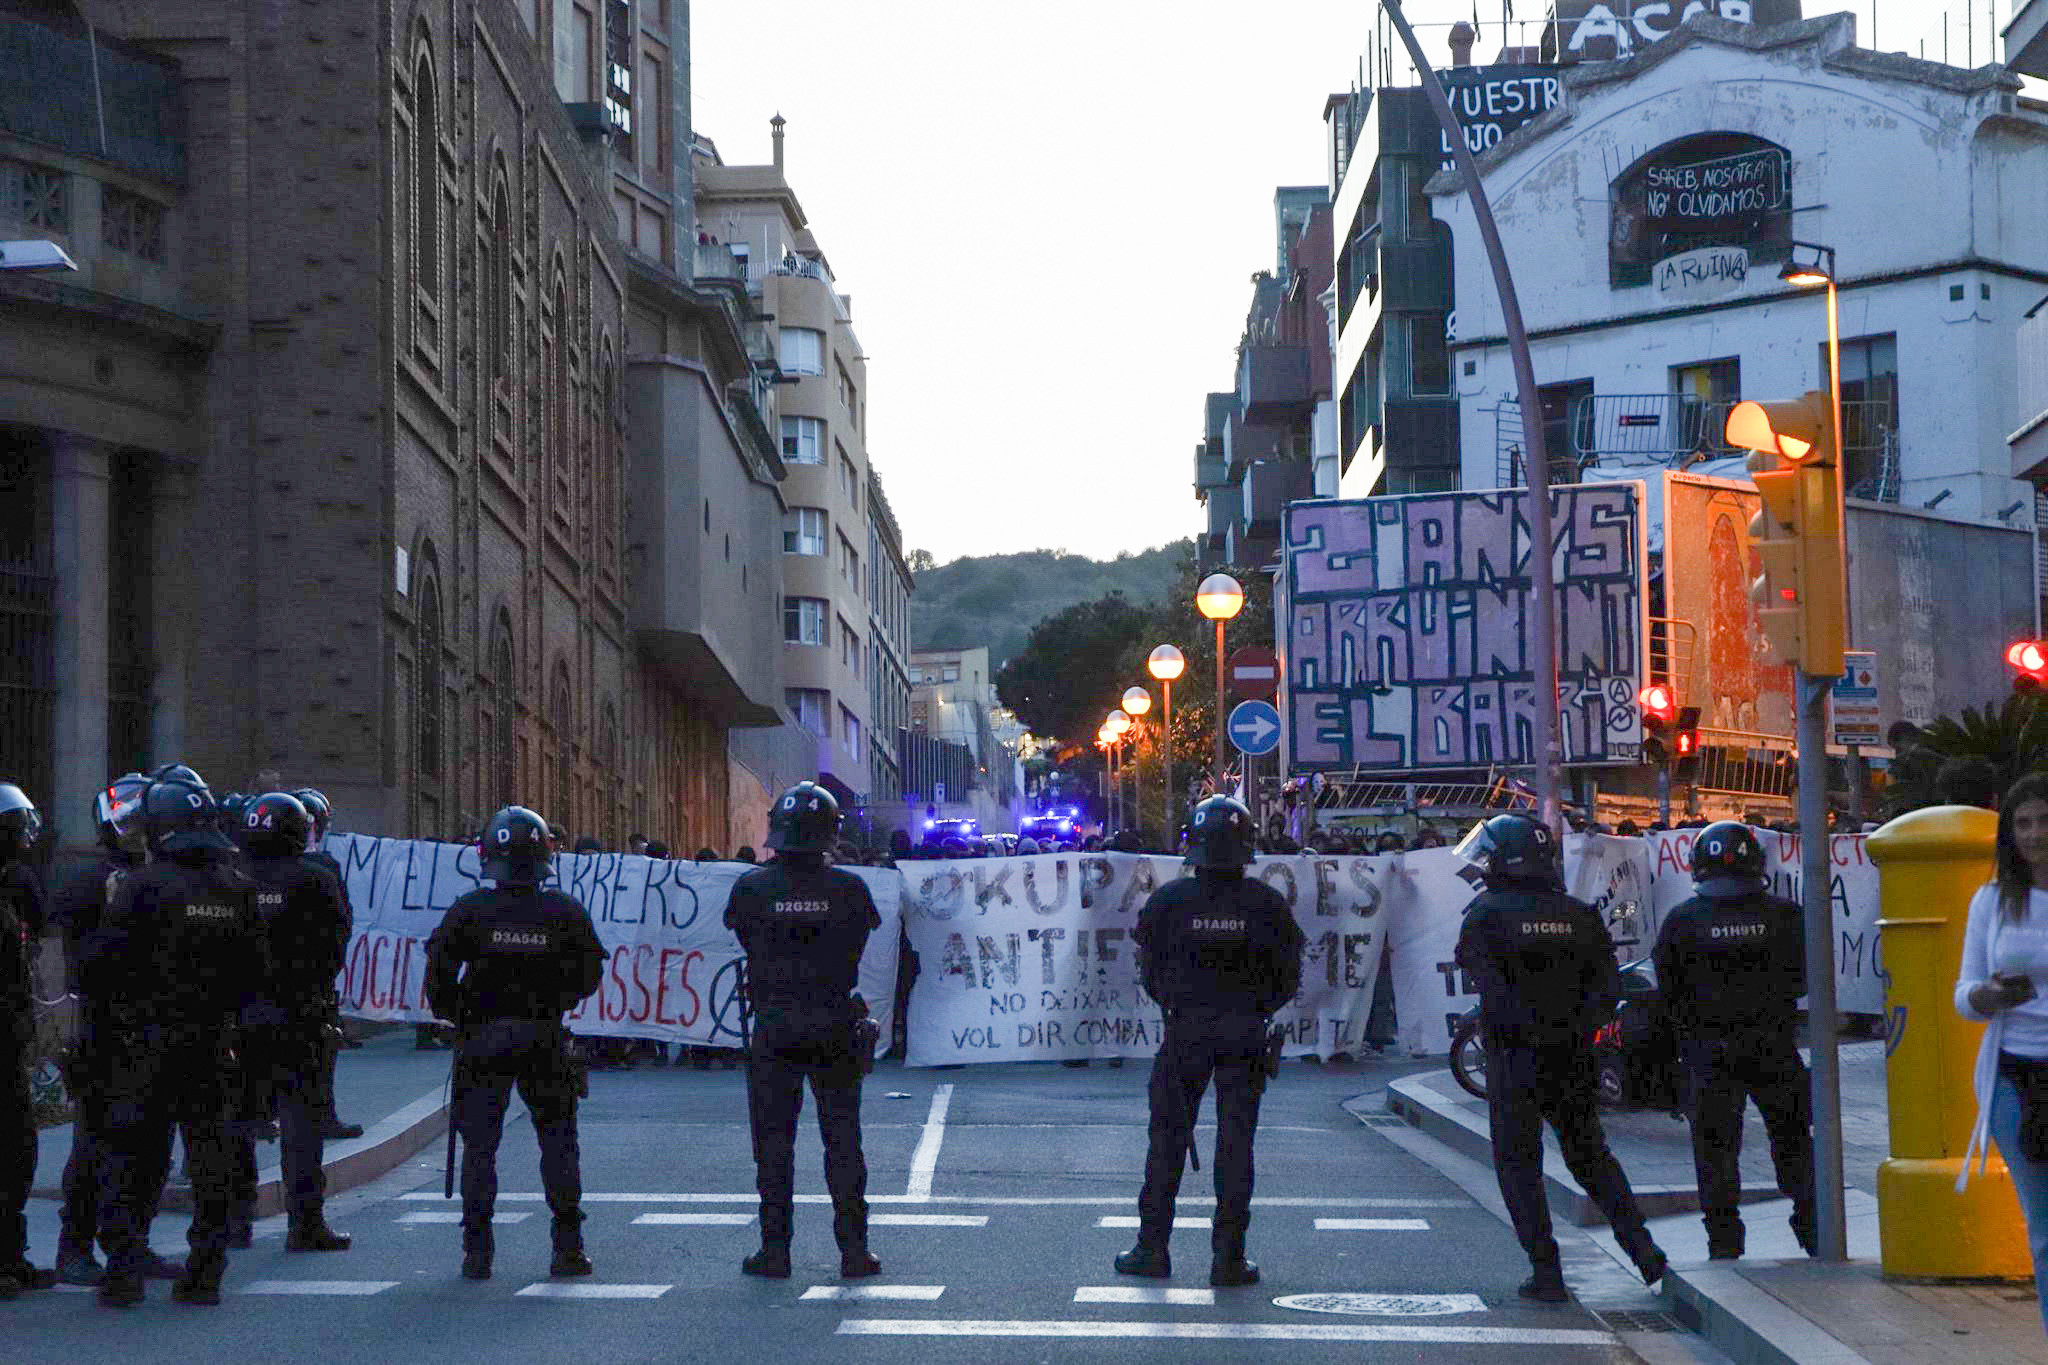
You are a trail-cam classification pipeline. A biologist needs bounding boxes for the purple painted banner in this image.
[1281,485,1648,772]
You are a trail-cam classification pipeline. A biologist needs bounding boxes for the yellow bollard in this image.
[1870,804,2031,1279]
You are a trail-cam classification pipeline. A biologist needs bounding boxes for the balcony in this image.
[1243,460,1315,538]
[694,241,749,284]
[1194,440,1227,492]
[1238,343,1313,423]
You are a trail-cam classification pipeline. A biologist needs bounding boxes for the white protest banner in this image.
[327,835,900,1053]
[1380,847,1484,1058]
[898,853,1391,1066]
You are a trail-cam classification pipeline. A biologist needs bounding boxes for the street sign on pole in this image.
[1227,646,1280,702]
[1828,649,1881,748]
[1227,700,1282,757]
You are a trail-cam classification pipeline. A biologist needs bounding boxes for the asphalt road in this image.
[12,1056,1726,1363]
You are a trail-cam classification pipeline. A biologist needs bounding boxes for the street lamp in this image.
[1778,237,1849,1263]
[1104,711,1131,832]
[1095,729,1113,829]
[1148,645,1185,836]
[1120,687,1151,841]
[1195,574,1244,787]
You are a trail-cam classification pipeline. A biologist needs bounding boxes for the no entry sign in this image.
[1228,646,1280,702]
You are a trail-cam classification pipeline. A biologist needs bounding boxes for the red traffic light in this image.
[2010,640,2048,674]
[1674,729,1698,758]
[1638,683,1677,729]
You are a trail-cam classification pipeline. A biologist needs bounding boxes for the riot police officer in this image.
[1117,795,1302,1287]
[295,789,362,1142]
[238,792,353,1254]
[48,773,167,1285]
[83,771,264,1307]
[724,782,881,1280]
[1453,813,1666,1302]
[1653,821,1816,1259]
[0,782,54,1298]
[426,806,603,1282]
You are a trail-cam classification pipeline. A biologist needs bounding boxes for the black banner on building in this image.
[1435,65,1564,168]
[1609,132,1793,288]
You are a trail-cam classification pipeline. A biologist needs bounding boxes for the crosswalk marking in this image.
[237,1280,399,1296]
[1096,1215,1209,1229]
[834,1319,1615,1345]
[799,1285,947,1301]
[1074,1286,1215,1306]
[631,1212,755,1226]
[514,1283,672,1299]
[397,1211,530,1225]
[1313,1218,1431,1231]
[868,1213,988,1227]
[906,1084,955,1201]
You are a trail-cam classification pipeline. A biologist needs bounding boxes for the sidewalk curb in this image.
[1662,1264,1874,1365]
[1382,1071,1782,1226]
[35,1086,450,1218]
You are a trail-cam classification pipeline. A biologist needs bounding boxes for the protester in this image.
[1956,772,2048,1327]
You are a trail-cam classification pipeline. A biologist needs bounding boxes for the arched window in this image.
[597,699,620,845]
[538,271,557,499]
[596,340,616,571]
[552,270,571,512]
[416,571,443,781]
[488,176,512,389]
[490,614,517,806]
[414,54,439,306]
[551,660,574,833]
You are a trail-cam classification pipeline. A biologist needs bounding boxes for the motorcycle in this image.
[1448,954,1685,1115]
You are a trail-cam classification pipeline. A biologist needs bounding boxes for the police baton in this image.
[1162,1014,1200,1173]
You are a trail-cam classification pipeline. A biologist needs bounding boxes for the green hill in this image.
[909,541,1193,668]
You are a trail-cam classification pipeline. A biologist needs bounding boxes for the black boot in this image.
[286,1216,352,1252]
[834,1203,880,1279]
[461,1223,493,1281]
[1209,1223,1258,1287]
[550,1211,592,1277]
[1622,1230,1669,1286]
[1706,1219,1745,1261]
[1113,1244,1172,1278]
[1791,1205,1820,1257]
[1518,1261,1569,1303]
[97,1271,144,1308]
[742,1242,791,1278]
[171,1255,224,1307]
[55,1242,104,1286]
[227,1209,254,1250]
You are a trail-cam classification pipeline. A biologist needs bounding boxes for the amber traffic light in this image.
[1730,392,1846,677]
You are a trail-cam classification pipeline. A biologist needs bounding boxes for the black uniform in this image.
[1653,881,1815,1254]
[47,852,138,1267]
[426,884,603,1268]
[723,856,880,1257]
[81,851,264,1288]
[235,855,352,1229]
[305,847,354,1132]
[1131,871,1303,1267]
[1455,880,1657,1275]
[0,859,45,1279]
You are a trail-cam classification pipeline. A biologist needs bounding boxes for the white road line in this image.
[238,1281,399,1296]
[631,1212,755,1226]
[397,1211,530,1225]
[1096,1215,1209,1229]
[800,1285,947,1301]
[1074,1286,1215,1306]
[514,1283,673,1299]
[398,1192,1468,1209]
[905,1084,954,1201]
[1313,1218,1432,1231]
[868,1213,988,1227]
[835,1319,1615,1345]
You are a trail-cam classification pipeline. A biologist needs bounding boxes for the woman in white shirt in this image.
[1954,773,2048,1329]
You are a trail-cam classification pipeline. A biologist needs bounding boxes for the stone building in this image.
[0,0,793,851]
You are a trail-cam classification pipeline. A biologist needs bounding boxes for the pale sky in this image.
[690,0,2005,566]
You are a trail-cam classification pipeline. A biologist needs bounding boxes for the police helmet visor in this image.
[0,783,41,855]
[1450,820,1496,881]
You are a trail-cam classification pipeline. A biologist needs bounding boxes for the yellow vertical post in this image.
[1869,805,2031,1279]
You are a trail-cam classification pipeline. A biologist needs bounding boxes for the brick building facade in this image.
[1,0,792,851]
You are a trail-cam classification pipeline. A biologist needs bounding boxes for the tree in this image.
[995,593,1154,747]
[906,548,936,574]
[1884,694,2048,815]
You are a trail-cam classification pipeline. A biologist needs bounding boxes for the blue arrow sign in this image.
[1228,700,1282,756]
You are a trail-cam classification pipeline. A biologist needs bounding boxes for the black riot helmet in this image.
[480,805,553,884]
[244,792,313,858]
[1454,812,1561,888]
[293,789,332,842]
[95,772,151,851]
[1691,821,1766,887]
[149,762,209,791]
[766,782,840,854]
[1187,795,1257,870]
[141,774,236,858]
[0,782,42,862]
[217,792,252,844]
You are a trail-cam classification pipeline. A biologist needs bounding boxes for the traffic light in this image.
[1673,705,1702,782]
[1639,683,1677,761]
[2009,640,2048,694]
[1728,391,1847,677]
